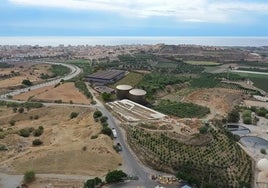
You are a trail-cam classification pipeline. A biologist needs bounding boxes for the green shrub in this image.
[91,135,98,139]
[101,127,112,136]
[9,120,16,126]
[93,110,102,119]
[199,126,209,134]
[54,100,62,103]
[18,107,24,113]
[33,128,43,137]
[227,109,240,123]
[261,148,267,154]
[70,112,79,119]
[32,139,43,146]
[100,116,108,123]
[19,128,31,137]
[84,177,102,188]
[257,107,267,117]
[105,170,127,183]
[22,79,32,86]
[23,171,35,183]
[0,144,8,151]
[243,117,252,124]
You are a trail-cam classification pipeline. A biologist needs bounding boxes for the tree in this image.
[227,109,240,123]
[101,127,112,136]
[32,139,43,146]
[100,116,108,123]
[93,110,102,119]
[243,117,252,124]
[70,112,79,119]
[84,177,102,188]
[102,92,112,102]
[23,171,35,183]
[22,79,32,86]
[18,107,24,113]
[199,126,208,134]
[105,170,127,183]
[257,107,267,117]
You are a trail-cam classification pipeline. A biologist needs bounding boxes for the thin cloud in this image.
[8,0,268,23]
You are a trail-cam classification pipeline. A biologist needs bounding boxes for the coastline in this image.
[0,36,268,47]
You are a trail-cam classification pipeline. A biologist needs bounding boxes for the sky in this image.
[1,0,268,36]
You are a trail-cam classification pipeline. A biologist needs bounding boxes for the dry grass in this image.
[182,88,244,118]
[0,63,51,89]
[13,82,90,104]
[0,106,121,176]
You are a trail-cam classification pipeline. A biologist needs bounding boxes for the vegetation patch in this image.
[233,73,268,92]
[154,100,210,118]
[74,80,93,99]
[138,73,189,98]
[186,60,220,66]
[190,73,221,88]
[111,72,143,88]
[49,64,70,77]
[126,125,252,187]
[23,170,36,183]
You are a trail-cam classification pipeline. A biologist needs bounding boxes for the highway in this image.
[0,62,178,188]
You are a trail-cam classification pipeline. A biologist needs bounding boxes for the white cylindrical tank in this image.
[116,85,133,99]
[129,89,147,104]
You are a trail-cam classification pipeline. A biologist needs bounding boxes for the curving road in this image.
[0,62,177,188]
[88,86,178,188]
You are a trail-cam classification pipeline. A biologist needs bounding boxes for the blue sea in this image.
[0,36,268,47]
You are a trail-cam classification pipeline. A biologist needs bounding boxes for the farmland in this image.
[110,72,144,88]
[153,100,210,118]
[185,60,220,66]
[233,73,268,92]
[126,125,252,188]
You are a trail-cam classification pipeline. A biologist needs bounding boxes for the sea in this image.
[0,36,268,47]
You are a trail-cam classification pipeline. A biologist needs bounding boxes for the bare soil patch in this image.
[0,63,51,93]
[0,106,121,177]
[183,88,244,118]
[13,82,90,104]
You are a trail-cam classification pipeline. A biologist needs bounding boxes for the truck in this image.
[112,128,117,138]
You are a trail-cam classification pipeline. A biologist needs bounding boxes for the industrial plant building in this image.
[85,70,125,85]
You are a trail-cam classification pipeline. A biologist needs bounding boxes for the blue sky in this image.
[1,0,268,36]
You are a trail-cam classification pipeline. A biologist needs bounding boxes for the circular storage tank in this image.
[129,89,147,104]
[116,85,133,99]
[257,158,268,171]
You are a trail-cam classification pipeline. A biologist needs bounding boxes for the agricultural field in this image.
[110,72,143,88]
[153,100,210,119]
[185,60,220,66]
[126,125,252,188]
[233,73,268,92]
[0,105,121,177]
[13,82,90,104]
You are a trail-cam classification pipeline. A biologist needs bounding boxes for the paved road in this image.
[88,86,178,188]
[0,61,81,99]
[0,63,178,188]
